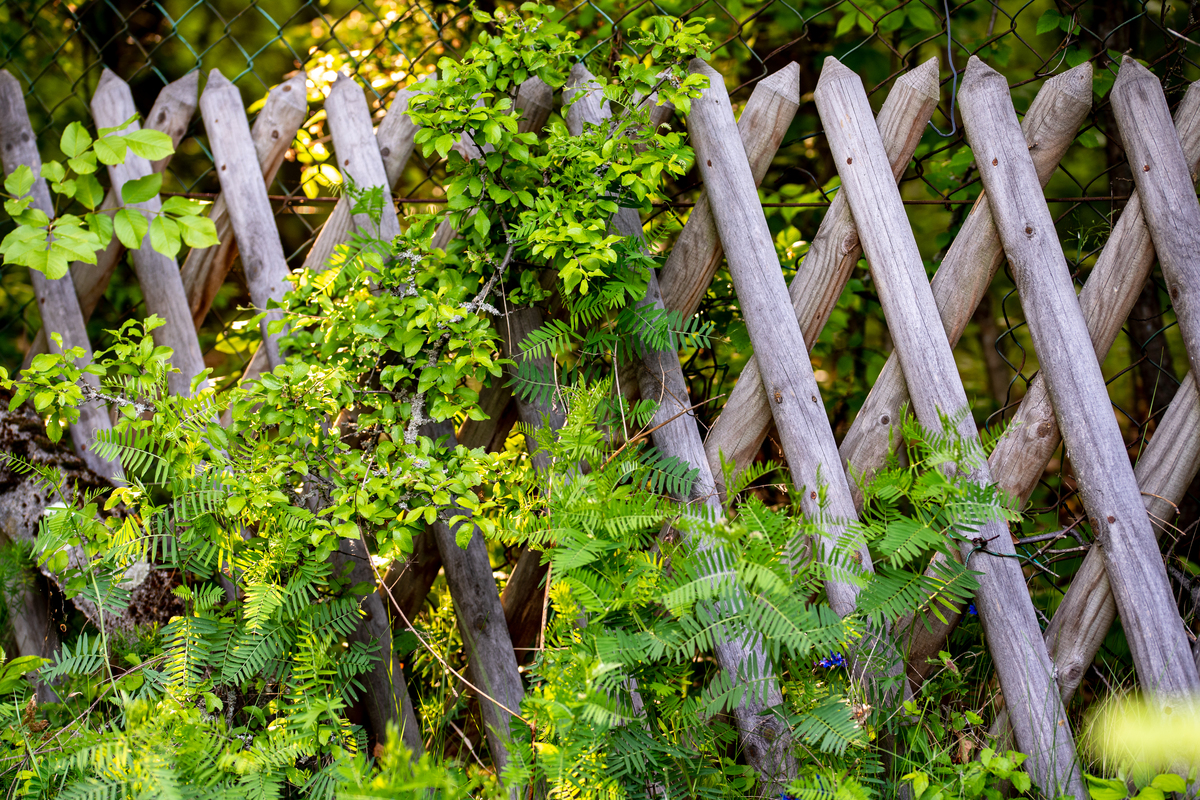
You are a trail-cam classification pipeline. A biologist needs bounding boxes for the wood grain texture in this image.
[838,61,1093,508]
[658,62,800,319]
[0,70,117,478]
[568,62,798,790]
[336,537,424,755]
[990,369,1200,745]
[92,68,206,397]
[815,57,1084,798]
[701,58,940,498]
[959,55,1199,702]
[422,419,526,786]
[303,75,425,272]
[25,70,198,367]
[325,73,403,245]
[182,71,306,327]
[1112,59,1200,395]
[199,70,294,371]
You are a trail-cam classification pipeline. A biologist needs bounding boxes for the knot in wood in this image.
[1036,422,1052,438]
[283,84,292,92]
[851,551,862,564]
[1024,226,1033,237]
[1143,164,1150,172]
[344,158,350,166]
[840,231,859,254]
[809,491,817,500]
[1171,285,1180,299]
[880,415,890,426]
[706,159,712,167]
[476,618,487,632]
[773,389,783,404]
[221,164,227,171]
[811,395,818,403]
[380,146,390,158]
[156,110,167,124]
[271,129,280,140]
[846,157,853,165]
[1106,515,1115,523]
[991,158,998,166]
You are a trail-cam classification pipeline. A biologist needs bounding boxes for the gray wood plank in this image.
[91,68,206,397]
[816,56,1084,798]
[199,70,295,371]
[701,58,941,498]
[959,55,1200,703]
[182,71,306,327]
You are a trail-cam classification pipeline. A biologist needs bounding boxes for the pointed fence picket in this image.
[6,54,1200,795]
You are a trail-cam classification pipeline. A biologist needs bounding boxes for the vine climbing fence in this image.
[2,0,1200,713]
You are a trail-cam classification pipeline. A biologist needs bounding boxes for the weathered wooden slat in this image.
[959,55,1200,701]
[421,419,526,785]
[325,73,403,245]
[700,59,941,497]
[835,61,1093,508]
[199,70,295,371]
[25,70,198,367]
[336,536,424,755]
[658,62,800,319]
[182,71,306,328]
[899,78,1200,683]
[302,76,424,272]
[815,57,1084,798]
[567,61,799,788]
[990,368,1200,744]
[1112,59,1200,396]
[91,68,206,396]
[0,70,118,479]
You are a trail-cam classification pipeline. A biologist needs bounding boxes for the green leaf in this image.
[4,164,34,198]
[1036,9,1064,35]
[113,208,148,249]
[60,122,92,158]
[149,215,181,259]
[74,174,105,210]
[86,212,114,245]
[120,172,161,205]
[1009,771,1031,793]
[1085,774,1130,800]
[1148,775,1186,793]
[473,212,491,237]
[40,161,66,185]
[176,214,219,248]
[93,136,127,166]
[906,4,938,30]
[123,128,174,161]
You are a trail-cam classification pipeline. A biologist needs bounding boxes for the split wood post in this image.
[834,61,1093,507]
[25,70,199,366]
[990,368,1200,743]
[959,55,1200,702]
[336,536,425,756]
[699,58,942,496]
[91,68,206,397]
[421,418,526,786]
[567,62,799,790]
[815,57,1085,797]
[902,78,1200,683]
[1112,59,1200,407]
[658,62,801,318]
[0,71,117,479]
[182,71,307,327]
[302,75,426,273]
[325,73,403,246]
[199,70,294,371]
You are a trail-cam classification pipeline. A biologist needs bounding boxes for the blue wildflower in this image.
[967,603,977,616]
[817,652,846,669]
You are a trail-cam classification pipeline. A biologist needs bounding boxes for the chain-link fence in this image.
[2,0,1200,697]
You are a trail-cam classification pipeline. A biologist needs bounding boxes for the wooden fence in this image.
[2,53,1200,793]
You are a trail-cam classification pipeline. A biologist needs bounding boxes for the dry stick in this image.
[199,70,295,371]
[421,419,526,787]
[960,55,1200,702]
[325,73,403,245]
[991,369,1200,744]
[815,57,1085,798]
[700,58,943,497]
[658,61,801,318]
[905,77,1200,687]
[25,70,199,366]
[839,62,1093,507]
[91,69,206,397]
[182,72,307,328]
[302,74,426,273]
[336,536,425,756]
[566,61,798,792]
[0,70,117,479]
